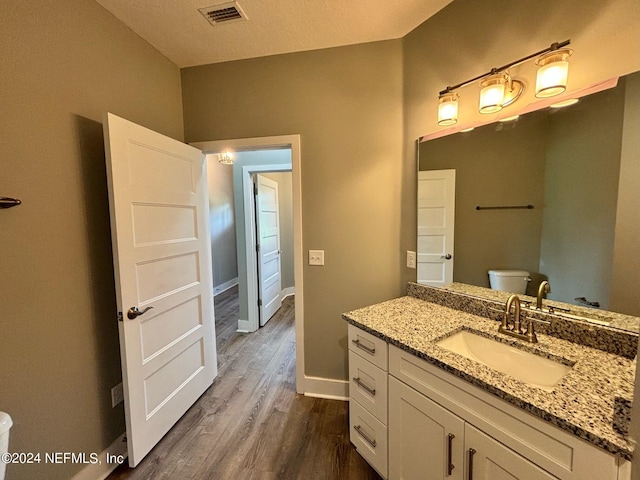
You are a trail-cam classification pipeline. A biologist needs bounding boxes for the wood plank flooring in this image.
[108,287,381,479]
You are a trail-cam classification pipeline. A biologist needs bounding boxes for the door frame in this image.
[191,135,304,395]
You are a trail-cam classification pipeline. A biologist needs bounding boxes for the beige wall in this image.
[182,41,405,379]
[262,172,295,291]
[540,84,624,310]
[402,0,640,283]
[206,155,239,290]
[0,1,183,479]
[610,72,640,315]
[419,115,548,289]
[3,2,639,478]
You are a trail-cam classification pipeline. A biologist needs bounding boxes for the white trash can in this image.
[0,412,12,480]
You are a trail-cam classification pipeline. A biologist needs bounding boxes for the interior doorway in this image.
[253,171,294,327]
[192,135,305,395]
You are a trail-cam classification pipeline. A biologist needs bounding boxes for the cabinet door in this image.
[464,425,558,480]
[389,377,464,480]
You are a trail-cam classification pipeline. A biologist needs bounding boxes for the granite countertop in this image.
[343,295,636,460]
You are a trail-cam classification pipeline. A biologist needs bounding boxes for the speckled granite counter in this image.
[343,290,637,460]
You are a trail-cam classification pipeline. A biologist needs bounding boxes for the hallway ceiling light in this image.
[218,152,234,165]
[437,40,571,126]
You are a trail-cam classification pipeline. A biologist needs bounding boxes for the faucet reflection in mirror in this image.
[437,40,573,126]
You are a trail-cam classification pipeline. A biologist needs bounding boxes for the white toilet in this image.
[488,269,530,294]
[0,412,12,480]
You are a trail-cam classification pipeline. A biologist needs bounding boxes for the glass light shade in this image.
[535,49,572,98]
[218,152,234,164]
[438,93,459,126]
[479,74,506,114]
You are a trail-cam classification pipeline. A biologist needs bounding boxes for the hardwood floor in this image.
[108,286,381,479]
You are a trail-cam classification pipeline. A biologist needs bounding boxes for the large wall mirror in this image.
[417,71,640,333]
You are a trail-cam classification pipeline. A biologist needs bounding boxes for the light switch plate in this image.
[407,250,417,269]
[309,250,325,266]
[111,382,124,407]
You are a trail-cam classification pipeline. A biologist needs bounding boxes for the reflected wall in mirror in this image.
[417,71,640,327]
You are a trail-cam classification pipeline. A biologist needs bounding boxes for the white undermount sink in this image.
[436,330,573,392]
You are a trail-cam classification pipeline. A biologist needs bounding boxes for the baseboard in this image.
[303,375,348,401]
[213,277,239,296]
[281,286,295,299]
[70,432,127,480]
[237,318,251,332]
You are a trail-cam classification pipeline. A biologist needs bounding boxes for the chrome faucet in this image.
[536,281,551,310]
[498,294,538,343]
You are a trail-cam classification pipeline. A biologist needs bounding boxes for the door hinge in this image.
[256,243,260,252]
[253,184,258,196]
[258,299,262,307]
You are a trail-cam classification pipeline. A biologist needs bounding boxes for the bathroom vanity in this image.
[343,283,637,480]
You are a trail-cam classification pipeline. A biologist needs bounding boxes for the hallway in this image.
[108,287,380,479]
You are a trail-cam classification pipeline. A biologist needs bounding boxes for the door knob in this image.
[127,306,153,320]
[441,254,452,260]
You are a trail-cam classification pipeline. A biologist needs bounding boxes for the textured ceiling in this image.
[94,0,453,68]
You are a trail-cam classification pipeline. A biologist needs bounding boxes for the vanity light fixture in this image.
[218,151,234,165]
[437,40,571,126]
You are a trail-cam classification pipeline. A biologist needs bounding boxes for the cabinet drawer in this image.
[349,351,388,424]
[348,324,388,371]
[350,399,388,479]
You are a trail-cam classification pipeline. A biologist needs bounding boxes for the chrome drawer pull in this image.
[352,377,376,396]
[354,425,377,448]
[447,433,455,476]
[352,339,375,355]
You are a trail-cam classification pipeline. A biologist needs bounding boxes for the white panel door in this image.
[255,174,282,326]
[417,170,455,286]
[103,113,217,467]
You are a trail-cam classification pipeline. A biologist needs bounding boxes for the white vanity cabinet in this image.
[388,344,622,480]
[348,324,389,478]
[346,324,628,480]
[389,378,557,480]
[390,375,559,479]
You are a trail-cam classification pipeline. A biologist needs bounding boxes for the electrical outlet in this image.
[406,250,417,269]
[111,382,124,407]
[309,250,325,266]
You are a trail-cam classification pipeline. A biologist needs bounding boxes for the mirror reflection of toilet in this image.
[488,269,531,294]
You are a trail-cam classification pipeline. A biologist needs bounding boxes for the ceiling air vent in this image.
[199,2,248,26]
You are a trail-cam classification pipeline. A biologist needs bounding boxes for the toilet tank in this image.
[488,270,530,294]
